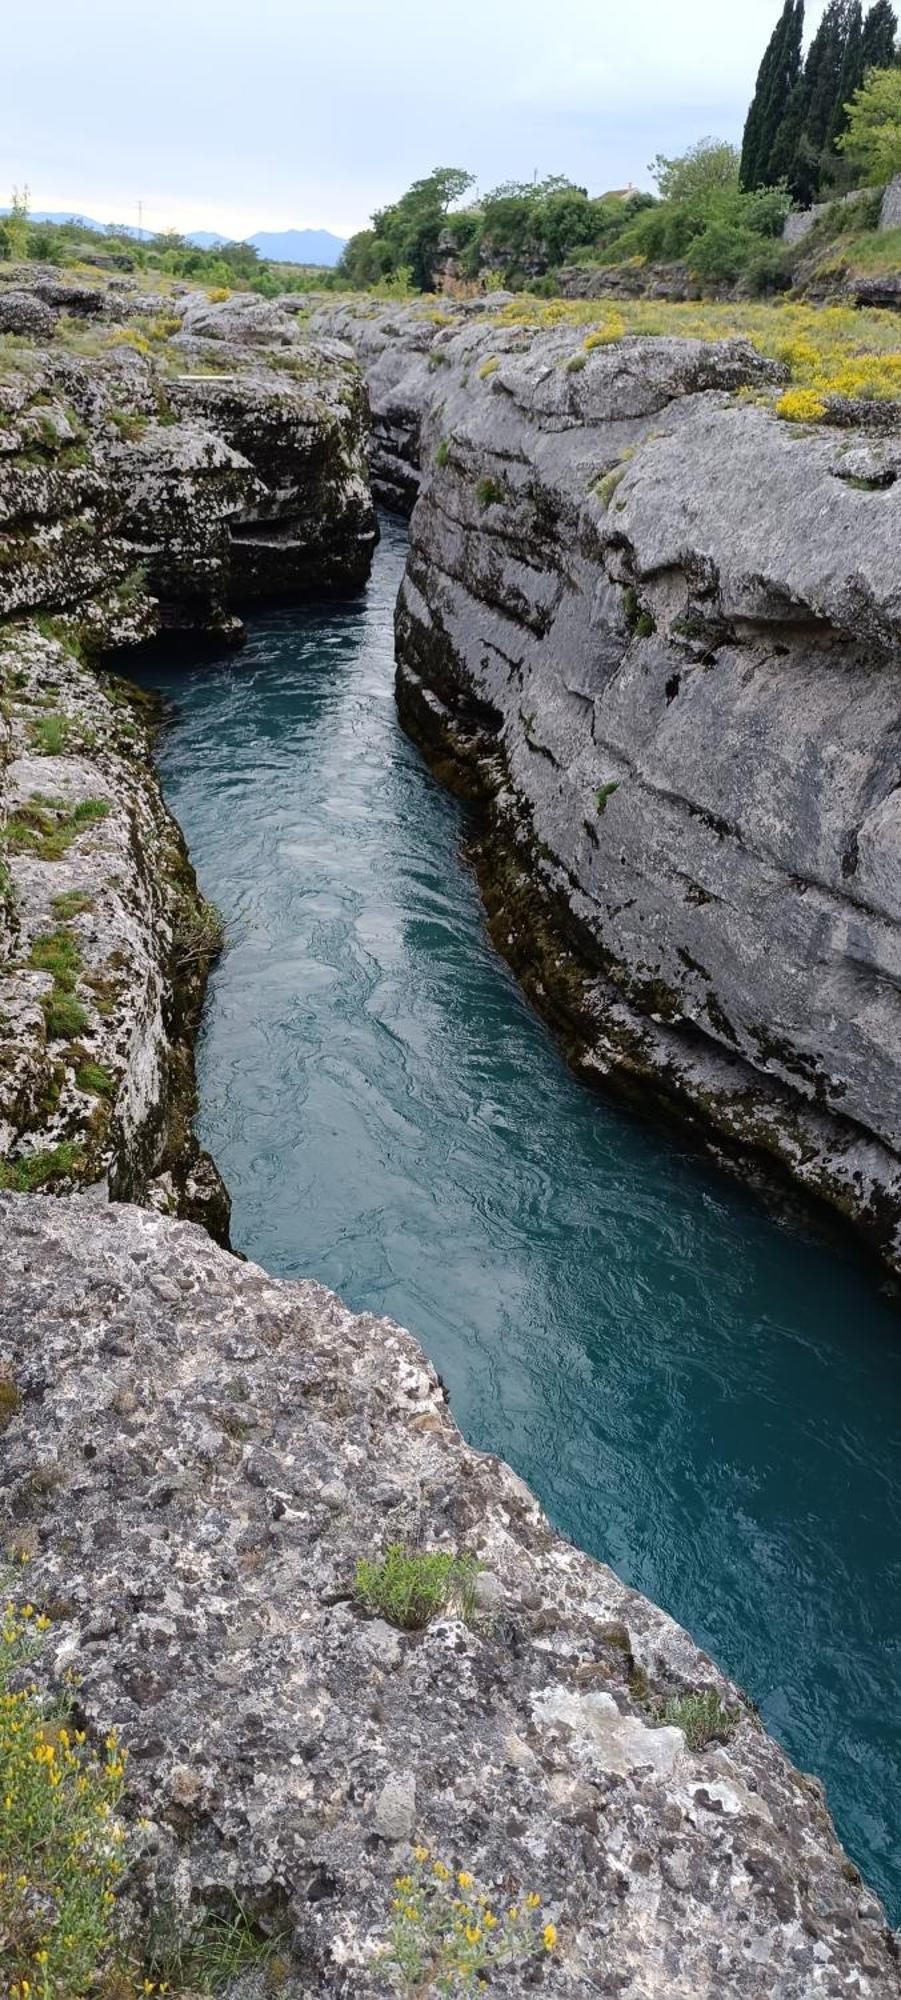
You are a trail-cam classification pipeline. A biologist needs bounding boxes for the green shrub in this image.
[434,438,450,468]
[596,781,620,814]
[474,476,504,508]
[355,1545,481,1630]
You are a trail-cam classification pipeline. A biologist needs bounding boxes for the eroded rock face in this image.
[0,625,229,1235]
[312,300,901,1269]
[1,1193,897,1997]
[0,273,377,643]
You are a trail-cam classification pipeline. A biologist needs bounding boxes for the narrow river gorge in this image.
[133,516,901,1921]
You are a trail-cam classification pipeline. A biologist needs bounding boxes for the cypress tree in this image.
[830,1,865,144]
[803,0,853,152]
[741,0,805,188]
[860,0,898,70]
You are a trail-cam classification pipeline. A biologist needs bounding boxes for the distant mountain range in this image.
[10,212,347,267]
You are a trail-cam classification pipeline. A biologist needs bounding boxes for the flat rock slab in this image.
[0,1193,897,1996]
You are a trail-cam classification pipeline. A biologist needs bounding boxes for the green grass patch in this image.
[0,1141,86,1190]
[658,1687,737,1748]
[75,1060,115,1099]
[28,713,70,755]
[595,781,620,814]
[434,437,450,468]
[140,1899,285,1995]
[28,926,81,988]
[5,796,111,861]
[474,476,505,509]
[50,889,94,919]
[43,990,90,1039]
[355,1545,481,1630]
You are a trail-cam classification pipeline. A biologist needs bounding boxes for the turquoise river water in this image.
[135,517,901,1916]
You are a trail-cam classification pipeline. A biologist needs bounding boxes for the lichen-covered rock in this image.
[0,624,229,1236]
[313,299,901,1269]
[0,1193,897,1997]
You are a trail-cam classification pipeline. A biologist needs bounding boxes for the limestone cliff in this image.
[313,300,901,1271]
[0,270,378,1215]
[1,1193,897,1997]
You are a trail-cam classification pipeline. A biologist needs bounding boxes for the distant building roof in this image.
[601,183,638,201]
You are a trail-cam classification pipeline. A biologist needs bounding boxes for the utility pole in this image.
[137,200,143,241]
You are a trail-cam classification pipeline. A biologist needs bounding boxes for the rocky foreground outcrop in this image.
[1,1192,898,1997]
[313,299,901,1270]
[0,270,378,1210]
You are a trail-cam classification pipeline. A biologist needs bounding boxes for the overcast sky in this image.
[4,0,829,240]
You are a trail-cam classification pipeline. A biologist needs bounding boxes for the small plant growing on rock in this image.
[595,781,619,814]
[0,1590,128,1997]
[382,1845,557,1995]
[172,894,227,970]
[474,477,504,509]
[28,714,70,756]
[658,1687,737,1749]
[355,1546,481,1630]
[434,438,451,469]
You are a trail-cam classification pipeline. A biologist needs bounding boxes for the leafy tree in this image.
[649,138,740,202]
[741,0,805,188]
[345,166,476,291]
[837,64,901,177]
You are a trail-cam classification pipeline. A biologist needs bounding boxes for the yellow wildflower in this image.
[525,1892,541,1910]
[544,1921,558,1951]
[457,1870,474,1889]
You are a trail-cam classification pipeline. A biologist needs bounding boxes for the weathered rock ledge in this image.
[312,299,901,1271]
[1,1192,898,1996]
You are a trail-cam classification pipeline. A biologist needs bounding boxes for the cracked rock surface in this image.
[1,1193,898,1996]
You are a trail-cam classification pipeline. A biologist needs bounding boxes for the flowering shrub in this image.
[776,388,828,423]
[0,1590,127,1999]
[383,1845,557,1994]
[583,315,626,348]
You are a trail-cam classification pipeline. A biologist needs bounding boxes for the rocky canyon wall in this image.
[314,299,901,1272]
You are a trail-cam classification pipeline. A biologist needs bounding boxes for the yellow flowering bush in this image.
[775,388,828,424]
[206,287,231,304]
[583,314,626,349]
[0,1591,127,1999]
[382,1845,557,1994]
